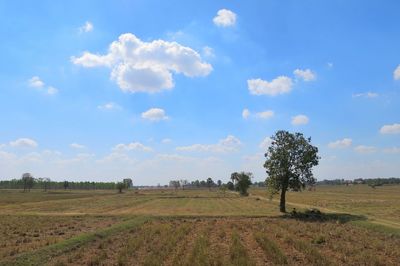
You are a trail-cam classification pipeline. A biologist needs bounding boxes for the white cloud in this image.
[354,145,376,154]
[70,143,85,149]
[242,108,250,119]
[71,33,212,93]
[256,110,274,119]
[327,62,334,68]
[291,114,309,126]
[248,76,293,96]
[293,69,316,81]
[28,76,58,95]
[46,86,58,95]
[113,142,153,152]
[97,102,122,110]
[9,138,38,148]
[213,9,237,27]
[176,135,241,153]
[141,108,169,121]
[383,147,400,154]
[380,123,400,134]
[394,65,400,80]
[202,46,215,58]
[259,137,272,150]
[352,92,378,98]
[28,76,44,88]
[161,138,172,144]
[79,21,93,33]
[328,138,352,149]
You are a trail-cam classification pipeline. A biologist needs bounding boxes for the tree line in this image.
[0,175,128,191]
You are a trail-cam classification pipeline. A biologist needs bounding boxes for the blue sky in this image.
[0,0,399,184]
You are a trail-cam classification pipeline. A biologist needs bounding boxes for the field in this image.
[0,185,399,265]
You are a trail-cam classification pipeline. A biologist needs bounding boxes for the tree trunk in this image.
[280,187,286,213]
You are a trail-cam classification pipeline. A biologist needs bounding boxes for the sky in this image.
[0,0,399,185]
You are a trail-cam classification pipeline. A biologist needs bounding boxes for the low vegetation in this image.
[0,186,399,265]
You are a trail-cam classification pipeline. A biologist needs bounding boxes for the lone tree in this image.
[264,130,319,212]
[116,182,126,193]
[231,172,252,196]
[206,177,214,191]
[21,173,34,192]
[123,178,133,189]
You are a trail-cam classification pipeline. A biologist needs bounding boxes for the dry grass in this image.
[1,187,399,265]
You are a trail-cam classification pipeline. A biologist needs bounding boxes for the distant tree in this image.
[232,172,252,196]
[21,173,34,192]
[180,179,189,190]
[206,178,214,191]
[123,178,133,189]
[43,178,50,191]
[264,130,319,212]
[231,172,239,186]
[226,181,234,191]
[63,181,69,190]
[217,180,222,187]
[169,180,180,190]
[116,182,126,193]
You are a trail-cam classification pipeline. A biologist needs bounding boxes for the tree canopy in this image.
[264,130,319,212]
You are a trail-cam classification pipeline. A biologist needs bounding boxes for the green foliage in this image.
[231,172,252,196]
[264,130,319,212]
[116,182,126,193]
[226,181,235,190]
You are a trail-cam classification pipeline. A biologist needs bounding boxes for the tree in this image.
[123,178,133,189]
[264,130,319,212]
[169,180,180,190]
[116,182,126,193]
[217,180,222,187]
[206,178,214,191]
[21,173,34,192]
[180,179,188,190]
[231,172,252,196]
[226,181,234,191]
[63,181,69,190]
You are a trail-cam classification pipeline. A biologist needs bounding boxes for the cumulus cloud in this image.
[79,21,93,33]
[213,9,237,27]
[291,114,309,126]
[248,76,293,96]
[141,108,169,121]
[352,92,379,98]
[242,108,250,119]
[380,123,400,134]
[71,33,212,93]
[28,76,44,88]
[70,143,85,149]
[259,137,272,150]
[28,76,58,95]
[256,110,274,119]
[293,69,316,81]
[328,138,352,149]
[354,145,376,154]
[97,102,122,110]
[394,65,400,80]
[113,142,153,152]
[176,135,241,153]
[9,138,38,148]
